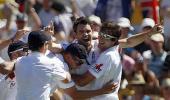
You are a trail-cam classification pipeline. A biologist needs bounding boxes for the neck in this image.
[38,47,46,54]
[86,44,92,54]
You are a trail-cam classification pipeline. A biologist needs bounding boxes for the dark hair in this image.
[8,41,27,60]
[65,43,90,65]
[73,17,90,33]
[51,1,65,14]
[65,43,87,59]
[28,31,51,51]
[100,21,121,45]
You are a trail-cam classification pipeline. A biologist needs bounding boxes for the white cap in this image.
[88,15,101,25]
[162,78,170,87]
[117,17,134,30]
[141,18,155,28]
[150,34,164,42]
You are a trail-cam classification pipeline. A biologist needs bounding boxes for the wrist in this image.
[145,30,152,38]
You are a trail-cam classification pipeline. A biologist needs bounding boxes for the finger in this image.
[112,85,118,89]
[44,26,51,31]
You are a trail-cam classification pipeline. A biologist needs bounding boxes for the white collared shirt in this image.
[15,52,67,100]
[76,46,122,100]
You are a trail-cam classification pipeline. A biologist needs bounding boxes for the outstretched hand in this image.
[149,24,163,36]
[12,29,30,42]
[43,21,54,35]
[101,82,118,94]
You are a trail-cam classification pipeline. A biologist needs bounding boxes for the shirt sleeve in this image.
[57,70,75,89]
[88,54,112,79]
[50,62,67,81]
[57,80,75,89]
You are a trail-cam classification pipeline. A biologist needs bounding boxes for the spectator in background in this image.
[95,0,123,21]
[12,13,30,43]
[135,18,155,54]
[51,17,69,50]
[161,78,170,100]
[161,0,170,51]
[75,0,98,16]
[94,0,132,22]
[51,1,73,37]
[143,34,167,80]
[117,17,134,39]
[23,0,41,31]
[38,0,55,27]
[88,15,102,40]
[163,51,170,78]
[128,73,146,100]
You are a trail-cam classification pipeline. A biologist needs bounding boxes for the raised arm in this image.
[0,29,29,50]
[119,25,163,48]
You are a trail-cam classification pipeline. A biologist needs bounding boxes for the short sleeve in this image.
[88,54,112,78]
[50,62,67,81]
[57,80,75,89]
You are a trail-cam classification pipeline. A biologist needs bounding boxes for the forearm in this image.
[64,86,102,100]
[73,89,106,100]
[0,61,14,75]
[29,8,42,30]
[70,0,79,17]
[119,30,150,48]
[72,73,94,87]
[71,74,83,86]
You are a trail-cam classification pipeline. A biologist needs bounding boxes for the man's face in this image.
[162,86,170,96]
[63,53,85,69]
[75,24,92,48]
[98,32,115,52]
[120,27,130,39]
[90,22,101,32]
[150,40,163,52]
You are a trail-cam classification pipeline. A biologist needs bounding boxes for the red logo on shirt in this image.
[95,64,103,71]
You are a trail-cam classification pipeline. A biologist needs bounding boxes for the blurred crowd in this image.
[0,0,170,100]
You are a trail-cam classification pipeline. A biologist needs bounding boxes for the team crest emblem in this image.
[92,64,103,72]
